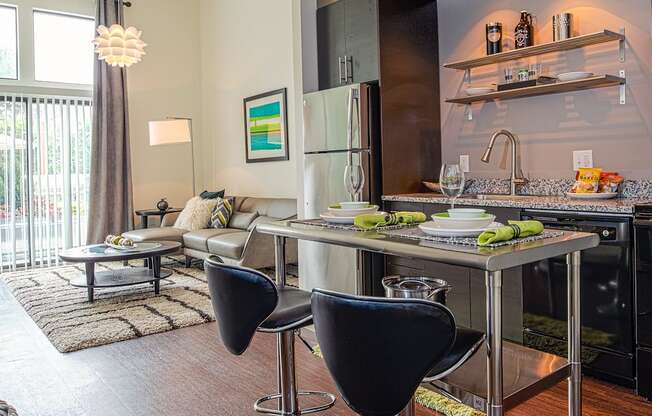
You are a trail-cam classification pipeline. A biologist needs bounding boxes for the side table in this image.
[135,208,182,229]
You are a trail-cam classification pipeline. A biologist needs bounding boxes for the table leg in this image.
[486,270,503,416]
[85,262,95,302]
[153,256,161,294]
[274,235,287,288]
[142,215,149,229]
[567,251,582,416]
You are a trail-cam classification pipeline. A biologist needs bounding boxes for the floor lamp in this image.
[148,118,196,195]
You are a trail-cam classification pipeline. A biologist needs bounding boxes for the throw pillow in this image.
[210,197,236,228]
[200,189,226,199]
[174,196,219,231]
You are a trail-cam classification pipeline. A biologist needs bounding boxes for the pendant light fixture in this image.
[93,24,147,68]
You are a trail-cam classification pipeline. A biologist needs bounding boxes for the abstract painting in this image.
[243,88,289,163]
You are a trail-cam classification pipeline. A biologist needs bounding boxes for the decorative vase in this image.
[156,198,169,211]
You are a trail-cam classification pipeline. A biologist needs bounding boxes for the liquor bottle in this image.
[486,22,502,55]
[514,11,533,49]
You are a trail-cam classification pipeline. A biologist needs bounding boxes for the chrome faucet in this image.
[481,129,528,195]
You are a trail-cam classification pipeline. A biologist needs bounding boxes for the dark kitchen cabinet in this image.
[317,0,379,90]
[384,200,524,343]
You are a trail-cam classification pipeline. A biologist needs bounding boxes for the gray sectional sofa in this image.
[123,196,298,269]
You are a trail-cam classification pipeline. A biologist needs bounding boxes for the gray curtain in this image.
[87,0,134,243]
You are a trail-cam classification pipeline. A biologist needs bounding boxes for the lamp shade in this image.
[149,119,192,146]
[94,24,147,68]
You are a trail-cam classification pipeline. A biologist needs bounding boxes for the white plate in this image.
[320,211,386,225]
[465,86,495,96]
[431,213,496,230]
[557,71,593,82]
[419,221,503,238]
[328,205,379,217]
[566,192,618,200]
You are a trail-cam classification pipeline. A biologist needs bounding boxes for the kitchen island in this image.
[257,220,599,416]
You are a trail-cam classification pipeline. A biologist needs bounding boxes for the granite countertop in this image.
[382,193,651,214]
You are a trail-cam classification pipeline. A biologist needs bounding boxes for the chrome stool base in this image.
[254,391,337,415]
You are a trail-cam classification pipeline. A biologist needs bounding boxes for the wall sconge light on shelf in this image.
[148,118,196,195]
[94,24,147,68]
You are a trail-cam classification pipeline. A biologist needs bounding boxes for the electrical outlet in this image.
[459,154,470,173]
[573,150,593,170]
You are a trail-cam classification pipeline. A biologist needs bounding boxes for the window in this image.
[0,5,18,80]
[33,10,95,85]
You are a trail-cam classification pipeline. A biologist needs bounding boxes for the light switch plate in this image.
[459,154,470,173]
[573,150,593,170]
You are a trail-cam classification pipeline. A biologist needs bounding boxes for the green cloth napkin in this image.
[354,211,427,229]
[477,220,544,246]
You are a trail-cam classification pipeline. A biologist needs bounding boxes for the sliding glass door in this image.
[0,94,92,270]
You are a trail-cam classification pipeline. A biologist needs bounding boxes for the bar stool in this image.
[205,257,336,415]
[311,289,485,416]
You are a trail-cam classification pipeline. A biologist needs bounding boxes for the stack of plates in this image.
[320,203,380,224]
[419,212,501,237]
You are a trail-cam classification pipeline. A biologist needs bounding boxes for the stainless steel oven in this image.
[521,210,634,387]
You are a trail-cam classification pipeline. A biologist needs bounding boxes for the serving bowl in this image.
[431,213,495,230]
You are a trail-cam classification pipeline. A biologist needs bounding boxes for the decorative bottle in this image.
[514,11,534,49]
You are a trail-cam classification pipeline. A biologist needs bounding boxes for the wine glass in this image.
[439,163,465,209]
[344,164,365,202]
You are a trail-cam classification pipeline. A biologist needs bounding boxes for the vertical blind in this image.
[0,93,92,271]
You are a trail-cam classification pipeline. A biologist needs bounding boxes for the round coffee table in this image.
[59,241,181,302]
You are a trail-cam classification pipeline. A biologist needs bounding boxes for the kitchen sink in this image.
[470,194,535,201]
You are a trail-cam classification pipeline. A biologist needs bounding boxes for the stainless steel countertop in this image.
[257,221,599,271]
[382,193,651,214]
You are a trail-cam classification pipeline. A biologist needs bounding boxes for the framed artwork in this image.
[243,88,289,163]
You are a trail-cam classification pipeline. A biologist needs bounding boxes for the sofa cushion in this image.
[236,197,297,220]
[199,189,225,199]
[207,231,249,259]
[183,228,241,252]
[229,211,259,230]
[122,227,187,243]
[174,196,218,231]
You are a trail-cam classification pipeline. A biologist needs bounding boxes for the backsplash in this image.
[464,178,652,198]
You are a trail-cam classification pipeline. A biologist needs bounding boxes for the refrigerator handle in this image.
[346,87,360,164]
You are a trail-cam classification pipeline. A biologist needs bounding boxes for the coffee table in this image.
[59,241,182,302]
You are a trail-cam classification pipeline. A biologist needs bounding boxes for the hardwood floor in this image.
[2,280,652,416]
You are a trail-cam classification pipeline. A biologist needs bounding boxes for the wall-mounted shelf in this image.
[444,29,625,70]
[446,75,625,105]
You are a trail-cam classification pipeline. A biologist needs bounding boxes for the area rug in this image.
[0,258,298,353]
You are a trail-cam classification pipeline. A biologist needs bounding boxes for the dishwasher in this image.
[520,210,634,387]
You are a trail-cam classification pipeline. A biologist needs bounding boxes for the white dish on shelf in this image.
[431,213,496,230]
[328,205,379,217]
[557,71,594,82]
[465,86,495,96]
[447,208,487,219]
[320,211,386,225]
[565,192,618,200]
[419,221,503,238]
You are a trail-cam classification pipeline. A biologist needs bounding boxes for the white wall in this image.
[125,0,202,215]
[198,0,301,199]
[439,0,652,179]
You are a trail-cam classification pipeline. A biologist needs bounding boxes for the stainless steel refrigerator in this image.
[300,83,381,295]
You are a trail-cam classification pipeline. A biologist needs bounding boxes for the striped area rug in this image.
[0,258,297,353]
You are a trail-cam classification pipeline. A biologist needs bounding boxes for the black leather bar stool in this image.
[205,258,336,415]
[311,289,485,416]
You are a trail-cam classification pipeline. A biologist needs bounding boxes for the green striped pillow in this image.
[210,197,235,228]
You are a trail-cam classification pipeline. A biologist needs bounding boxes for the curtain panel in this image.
[87,0,134,243]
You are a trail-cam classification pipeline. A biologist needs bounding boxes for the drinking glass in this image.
[439,163,465,209]
[344,164,365,202]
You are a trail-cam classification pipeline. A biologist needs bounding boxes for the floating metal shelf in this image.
[445,75,625,105]
[444,29,625,71]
